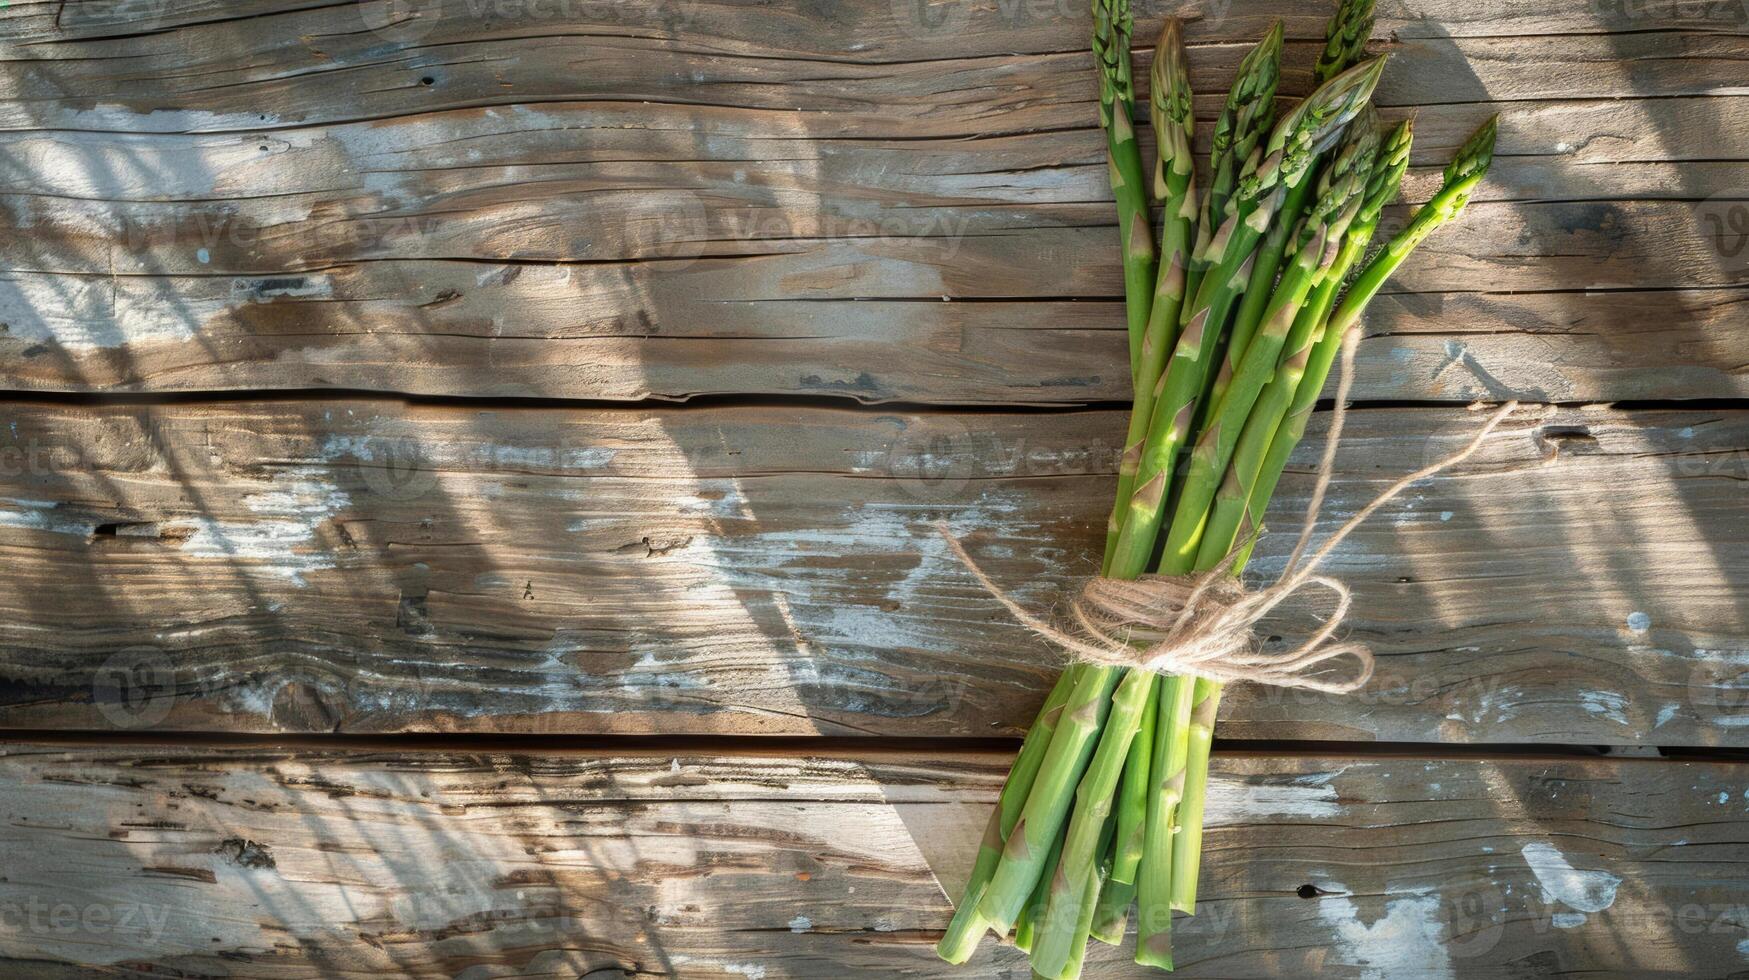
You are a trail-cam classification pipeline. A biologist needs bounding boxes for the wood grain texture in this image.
[0,2,1743,402]
[0,400,1743,746]
[5,14,1742,133]
[8,0,1748,53]
[0,740,1741,978]
[4,261,1740,403]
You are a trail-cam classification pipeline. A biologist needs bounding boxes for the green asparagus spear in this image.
[1052,809,1120,980]
[1316,0,1379,85]
[1110,672,1159,886]
[1242,115,1498,555]
[938,667,1082,962]
[1106,55,1388,581]
[1090,874,1135,945]
[1187,23,1283,308]
[1028,667,1155,976]
[1167,679,1221,912]
[1134,674,1194,967]
[1015,819,1070,952]
[976,664,1122,933]
[1094,0,1156,380]
[1105,18,1197,568]
[1200,23,1283,253]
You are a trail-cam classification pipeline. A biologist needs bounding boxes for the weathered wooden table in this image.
[1,0,1745,976]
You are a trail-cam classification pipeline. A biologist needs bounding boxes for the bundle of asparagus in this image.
[937,1,1499,974]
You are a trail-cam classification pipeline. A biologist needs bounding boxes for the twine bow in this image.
[940,332,1520,694]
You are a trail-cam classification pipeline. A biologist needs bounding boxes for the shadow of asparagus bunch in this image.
[937,1,1500,975]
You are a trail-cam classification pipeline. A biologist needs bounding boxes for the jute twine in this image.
[939,331,1520,694]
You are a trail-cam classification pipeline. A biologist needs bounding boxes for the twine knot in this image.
[939,332,1521,695]
[939,534,1376,693]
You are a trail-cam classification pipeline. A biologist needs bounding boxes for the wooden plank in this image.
[13,0,1749,50]
[0,400,1743,746]
[4,119,1739,280]
[1,95,1739,212]
[0,740,1740,978]
[9,0,1749,51]
[0,2,1742,137]
[4,262,1742,404]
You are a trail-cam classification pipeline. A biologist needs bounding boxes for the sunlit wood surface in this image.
[0,0,1744,975]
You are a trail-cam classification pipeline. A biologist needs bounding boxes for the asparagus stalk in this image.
[1014,819,1069,952]
[970,0,1166,957]
[1028,667,1155,976]
[1167,679,1220,912]
[1104,19,1197,568]
[1164,121,1410,918]
[1196,119,1413,570]
[1168,116,1495,915]
[1212,0,1376,406]
[1107,80,1388,942]
[1110,672,1159,886]
[1133,673,1195,967]
[1199,235,1363,568]
[1157,114,1380,576]
[1200,24,1283,254]
[938,667,1082,962]
[1106,55,1388,581]
[976,665,1122,933]
[1090,875,1134,945]
[1055,810,1121,980]
[1094,0,1157,380]
[1187,24,1282,310]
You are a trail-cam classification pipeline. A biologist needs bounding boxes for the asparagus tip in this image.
[1261,18,1284,51]
[1444,114,1499,185]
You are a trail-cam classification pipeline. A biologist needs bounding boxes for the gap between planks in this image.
[2,729,1746,768]
[6,387,1749,415]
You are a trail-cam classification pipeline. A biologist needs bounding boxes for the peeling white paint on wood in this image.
[1316,887,1455,980]
[1521,841,1621,914]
